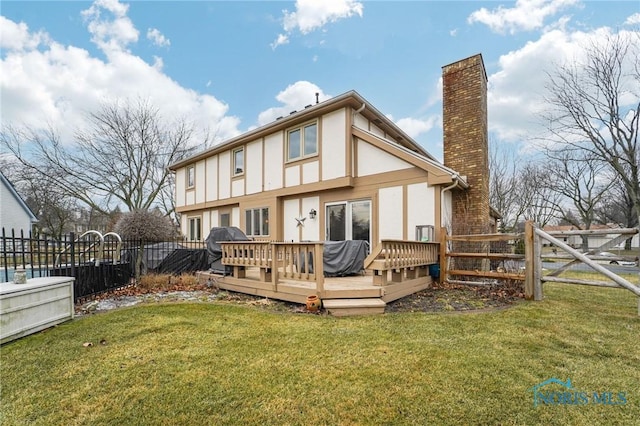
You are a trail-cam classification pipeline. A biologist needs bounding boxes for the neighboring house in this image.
[170,54,493,246]
[0,171,37,234]
[543,224,639,249]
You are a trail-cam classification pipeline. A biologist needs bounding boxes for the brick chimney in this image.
[442,54,490,234]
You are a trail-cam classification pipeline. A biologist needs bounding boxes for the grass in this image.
[1,284,639,425]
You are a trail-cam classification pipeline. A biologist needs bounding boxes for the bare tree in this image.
[489,145,560,230]
[489,143,524,231]
[1,98,203,217]
[518,162,562,228]
[542,32,640,227]
[115,209,178,280]
[544,149,613,250]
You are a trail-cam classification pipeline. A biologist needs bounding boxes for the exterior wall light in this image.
[309,209,317,220]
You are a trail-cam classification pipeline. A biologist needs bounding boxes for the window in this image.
[287,122,317,161]
[326,200,371,245]
[220,213,230,227]
[187,165,195,188]
[245,208,269,236]
[188,217,201,241]
[233,148,244,175]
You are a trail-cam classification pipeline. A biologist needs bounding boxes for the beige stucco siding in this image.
[357,139,412,176]
[218,151,231,199]
[302,161,319,184]
[301,196,320,241]
[175,168,186,207]
[379,186,404,239]
[264,132,283,191]
[321,109,346,180]
[407,183,435,240]
[205,156,218,201]
[285,165,300,187]
[231,179,244,198]
[195,160,206,204]
[283,199,299,241]
[246,139,263,194]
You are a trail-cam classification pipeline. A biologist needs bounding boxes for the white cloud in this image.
[624,13,640,26]
[271,33,289,50]
[395,116,438,140]
[81,0,139,54]
[486,26,639,151]
[468,0,578,34]
[0,16,51,51]
[449,28,458,37]
[147,28,170,47]
[0,0,241,145]
[257,81,330,125]
[272,0,363,48]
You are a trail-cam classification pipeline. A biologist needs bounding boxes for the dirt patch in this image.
[76,277,525,315]
[385,281,524,313]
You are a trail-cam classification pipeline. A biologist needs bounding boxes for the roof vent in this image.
[305,104,312,109]
[276,116,283,120]
[290,110,297,115]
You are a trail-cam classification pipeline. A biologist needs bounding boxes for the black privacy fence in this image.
[1,228,207,301]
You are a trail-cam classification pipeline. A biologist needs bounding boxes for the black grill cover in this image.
[205,227,251,274]
[322,240,368,277]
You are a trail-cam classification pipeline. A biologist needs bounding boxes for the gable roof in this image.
[169,90,443,171]
[0,171,37,222]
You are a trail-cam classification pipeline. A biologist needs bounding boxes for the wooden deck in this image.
[198,239,439,316]
[197,268,434,316]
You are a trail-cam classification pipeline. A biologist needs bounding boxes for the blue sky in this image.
[1,1,639,159]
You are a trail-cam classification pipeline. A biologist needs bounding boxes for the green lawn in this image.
[1,283,639,425]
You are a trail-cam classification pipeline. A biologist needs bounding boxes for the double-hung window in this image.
[287,122,317,161]
[188,217,201,241]
[186,165,195,188]
[233,148,244,175]
[245,208,269,237]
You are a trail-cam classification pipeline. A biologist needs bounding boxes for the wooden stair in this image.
[322,298,386,317]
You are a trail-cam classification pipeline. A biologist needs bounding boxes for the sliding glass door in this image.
[326,200,371,244]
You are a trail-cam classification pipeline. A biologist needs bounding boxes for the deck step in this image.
[322,298,386,317]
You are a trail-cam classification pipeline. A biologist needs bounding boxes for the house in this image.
[168,54,493,314]
[0,171,37,234]
[543,224,639,250]
[170,54,492,246]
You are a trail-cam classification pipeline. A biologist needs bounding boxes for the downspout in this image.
[440,174,460,232]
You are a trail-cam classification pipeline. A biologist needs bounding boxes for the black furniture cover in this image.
[322,240,369,277]
[205,227,251,274]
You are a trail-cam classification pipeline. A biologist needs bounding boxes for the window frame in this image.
[188,216,201,241]
[233,147,244,176]
[186,165,195,188]
[286,121,318,162]
[245,207,270,237]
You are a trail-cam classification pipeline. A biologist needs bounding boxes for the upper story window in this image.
[187,165,195,188]
[287,122,317,161]
[233,148,244,176]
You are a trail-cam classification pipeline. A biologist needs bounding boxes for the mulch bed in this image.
[78,279,525,315]
[385,281,525,313]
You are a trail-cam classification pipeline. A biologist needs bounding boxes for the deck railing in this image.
[364,239,439,285]
[219,241,325,294]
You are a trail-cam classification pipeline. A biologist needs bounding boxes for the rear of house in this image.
[170,54,493,248]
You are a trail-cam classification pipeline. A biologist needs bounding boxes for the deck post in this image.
[439,228,447,284]
[271,244,278,292]
[524,221,534,300]
[314,243,324,297]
